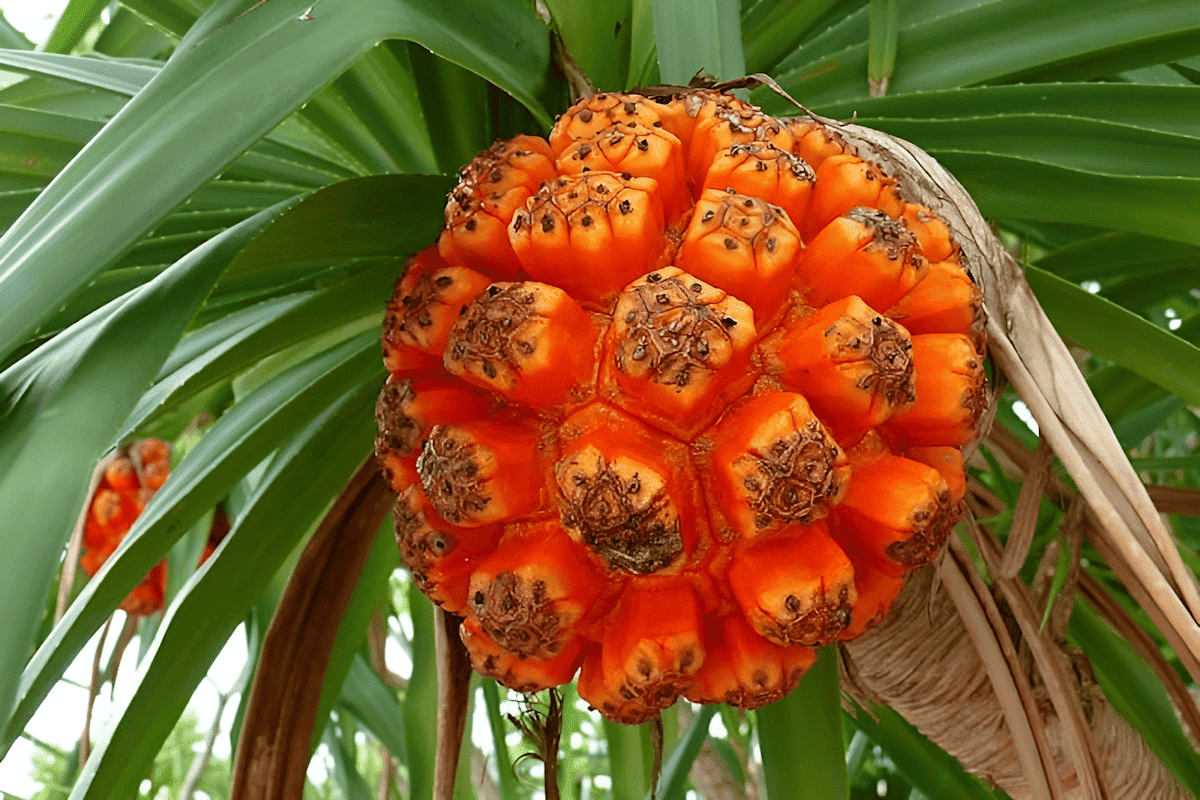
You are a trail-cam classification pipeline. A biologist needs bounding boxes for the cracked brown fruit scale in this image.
[378,89,986,724]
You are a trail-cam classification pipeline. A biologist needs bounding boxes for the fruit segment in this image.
[416,417,548,527]
[577,581,705,724]
[701,143,814,234]
[905,445,967,503]
[375,374,494,462]
[443,281,598,408]
[462,617,585,692]
[509,173,668,308]
[104,458,139,491]
[554,403,707,575]
[439,135,558,278]
[795,207,927,312]
[382,247,493,369]
[676,190,802,325]
[121,560,167,616]
[557,125,689,222]
[707,392,850,539]
[762,296,915,437]
[900,203,955,263]
[803,154,905,242]
[599,268,758,440]
[686,613,816,709]
[887,260,984,345]
[684,94,794,188]
[393,485,504,613]
[549,93,682,155]
[79,438,172,616]
[784,116,854,170]
[728,522,856,647]
[836,454,957,576]
[886,333,986,447]
[465,520,605,659]
[833,536,905,641]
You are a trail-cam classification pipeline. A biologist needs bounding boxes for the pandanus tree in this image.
[1,1,1199,799]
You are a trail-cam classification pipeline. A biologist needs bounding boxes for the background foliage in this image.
[0,1,1197,798]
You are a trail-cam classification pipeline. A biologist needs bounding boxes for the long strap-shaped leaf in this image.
[0,200,288,734]
[834,122,1200,669]
[1,331,381,757]
[67,379,380,800]
[230,459,394,800]
[0,0,550,362]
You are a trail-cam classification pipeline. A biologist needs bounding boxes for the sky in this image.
[2,1,66,46]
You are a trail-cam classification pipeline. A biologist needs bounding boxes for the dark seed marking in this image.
[474,572,563,659]
[733,421,845,529]
[416,429,491,525]
[555,452,683,575]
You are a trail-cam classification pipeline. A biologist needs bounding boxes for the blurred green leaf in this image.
[323,720,375,800]
[933,152,1200,246]
[403,589,438,800]
[43,0,108,55]
[604,718,652,800]
[214,173,452,296]
[653,705,716,800]
[1035,232,1200,283]
[546,0,632,92]
[1070,601,1200,796]
[1025,265,1200,407]
[340,654,408,766]
[838,115,1200,178]
[844,703,1000,799]
[769,0,1200,107]
[627,0,659,88]
[814,83,1200,136]
[0,50,159,95]
[653,0,746,84]
[94,6,173,58]
[0,10,34,49]
[312,520,397,752]
[480,679,517,800]
[742,0,842,74]
[867,0,899,94]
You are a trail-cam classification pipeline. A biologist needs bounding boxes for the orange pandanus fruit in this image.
[378,89,986,724]
[80,438,172,616]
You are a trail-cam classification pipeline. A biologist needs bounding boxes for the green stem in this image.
[604,717,651,800]
[481,680,519,800]
[757,647,848,800]
[868,0,899,96]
